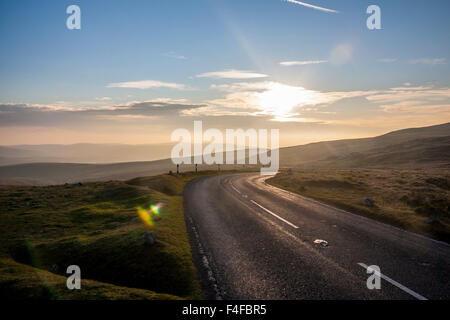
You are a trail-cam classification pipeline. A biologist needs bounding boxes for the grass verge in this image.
[0,171,233,299]
[267,168,450,242]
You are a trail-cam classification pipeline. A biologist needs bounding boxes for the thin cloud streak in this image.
[106,80,185,90]
[408,58,446,65]
[280,60,328,66]
[284,0,339,14]
[196,69,268,79]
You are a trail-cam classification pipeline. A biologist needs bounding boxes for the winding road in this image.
[184,173,450,300]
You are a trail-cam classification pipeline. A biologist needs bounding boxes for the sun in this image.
[254,82,320,118]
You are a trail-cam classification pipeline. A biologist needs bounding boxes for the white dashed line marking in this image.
[251,200,299,229]
[358,263,428,300]
[230,183,241,194]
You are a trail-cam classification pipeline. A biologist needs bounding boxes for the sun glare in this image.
[254,82,321,118]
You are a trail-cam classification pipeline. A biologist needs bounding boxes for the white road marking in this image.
[230,182,241,194]
[250,200,299,229]
[358,263,428,300]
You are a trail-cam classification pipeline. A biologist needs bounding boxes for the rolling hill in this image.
[0,143,175,166]
[279,122,450,168]
[0,122,449,185]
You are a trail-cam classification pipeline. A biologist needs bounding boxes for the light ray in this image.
[284,0,339,14]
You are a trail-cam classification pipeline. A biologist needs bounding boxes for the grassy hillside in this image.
[324,136,450,168]
[0,160,175,185]
[0,161,255,186]
[0,258,178,300]
[280,122,450,168]
[267,169,450,242]
[0,172,223,300]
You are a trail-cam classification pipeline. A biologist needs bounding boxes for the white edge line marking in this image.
[251,200,299,229]
[230,183,241,194]
[358,263,428,300]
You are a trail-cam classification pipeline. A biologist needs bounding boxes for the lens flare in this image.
[137,206,154,227]
[150,203,161,215]
[137,202,164,226]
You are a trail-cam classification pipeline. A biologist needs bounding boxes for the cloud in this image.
[380,101,450,114]
[0,100,204,127]
[211,82,278,93]
[187,81,450,122]
[162,51,187,60]
[366,87,450,104]
[364,85,450,115]
[323,115,450,129]
[280,60,328,66]
[377,58,447,65]
[180,105,257,117]
[5,83,449,128]
[96,114,160,121]
[196,69,268,79]
[270,116,325,123]
[408,58,446,65]
[95,97,112,101]
[389,86,432,91]
[185,81,375,121]
[283,0,339,14]
[106,80,185,90]
[143,98,189,104]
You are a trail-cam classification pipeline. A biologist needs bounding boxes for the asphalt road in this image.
[184,173,450,300]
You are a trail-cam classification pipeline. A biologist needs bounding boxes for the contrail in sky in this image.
[284,0,339,14]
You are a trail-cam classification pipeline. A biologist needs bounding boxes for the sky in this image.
[0,0,449,146]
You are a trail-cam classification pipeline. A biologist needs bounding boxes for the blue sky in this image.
[0,0,449,145]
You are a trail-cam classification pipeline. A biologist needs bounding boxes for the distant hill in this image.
[0,159,172,185]
[279,122,450,169]
[0,143,175,166]
[0,160,254,186]
[0,122,448,185]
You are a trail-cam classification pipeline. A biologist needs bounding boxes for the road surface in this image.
[184,173,450,300]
